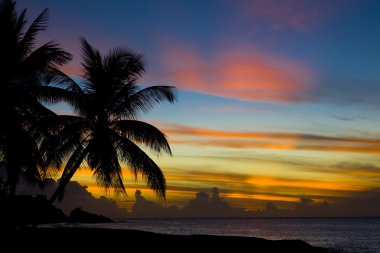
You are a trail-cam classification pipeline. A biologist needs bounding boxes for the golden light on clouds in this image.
[160,122,380,155]
[60,120,380,211]
[225,193,299,203]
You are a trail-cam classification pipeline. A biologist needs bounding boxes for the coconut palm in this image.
[48,38,176,203]
[0,0,72,196]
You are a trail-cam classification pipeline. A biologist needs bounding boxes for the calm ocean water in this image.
[42,217,380,253]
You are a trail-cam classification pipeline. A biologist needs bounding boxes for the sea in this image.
[41,217,380,253]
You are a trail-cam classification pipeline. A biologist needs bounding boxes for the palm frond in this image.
[21,8,48,54]
[71,130,125,194]
[0,0,74,196]
[113,119,171,155]
[0,0,17,25]
[20,41,72,76]
[26,85,81,106]
[44,68,84,94]
[80,37,103,84]
[41,115,87,173]
[4,125,44,186]
[104,47,145,83]
[15,8,26,35]
[112,85,176,118]
[91,147,126,195]
[117,136,166,199]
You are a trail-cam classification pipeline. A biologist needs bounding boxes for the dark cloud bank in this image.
[16,180,380,218]
[16,180,127,218]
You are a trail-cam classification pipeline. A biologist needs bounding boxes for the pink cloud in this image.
[200,105,271,113]
[151,43,313,103]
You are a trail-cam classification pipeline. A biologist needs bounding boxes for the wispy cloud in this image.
[167,169,363,192]
[160,122,380,154]
[71,164,378,210]
[163,122,380,144]
[246,175,363,192]
[144,168,367,203]
[200,104,272,113]
[329,163,380,178]
[114,169,357,205]
[329,113,368,122]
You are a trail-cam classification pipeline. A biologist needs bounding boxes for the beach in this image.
[5,228,327,252]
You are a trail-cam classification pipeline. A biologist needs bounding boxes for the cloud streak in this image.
[162,122,380,154]
[162,169,367,202]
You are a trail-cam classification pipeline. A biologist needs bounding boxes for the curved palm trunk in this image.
[9,181,16,198]
[49,150,87,204]
[7,165,19,198]
[48,167,77,204]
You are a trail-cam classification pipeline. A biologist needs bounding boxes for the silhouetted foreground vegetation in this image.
[3,228,328,253]
[0,195,66,228]
[0,0,176,210]
[0,195,113,227]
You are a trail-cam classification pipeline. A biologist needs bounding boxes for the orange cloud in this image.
[164,169,368,197]
[165,170,250,186]
[168,169,367,192]
[140,169,366,207]
[152,43,313,103]
[185,140,380,155]
[161,123,380,145]
[161,122,380,154]
[163,122,380,144]
[225,193,299,202]
[70,167,372,210]
[199,104,273,114]
[247,176,363,192]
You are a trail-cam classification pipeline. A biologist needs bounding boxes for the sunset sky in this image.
[19,0,380,211]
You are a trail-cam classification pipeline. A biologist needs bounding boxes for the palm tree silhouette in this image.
[0,0,72,196]
[49,38,176,203]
